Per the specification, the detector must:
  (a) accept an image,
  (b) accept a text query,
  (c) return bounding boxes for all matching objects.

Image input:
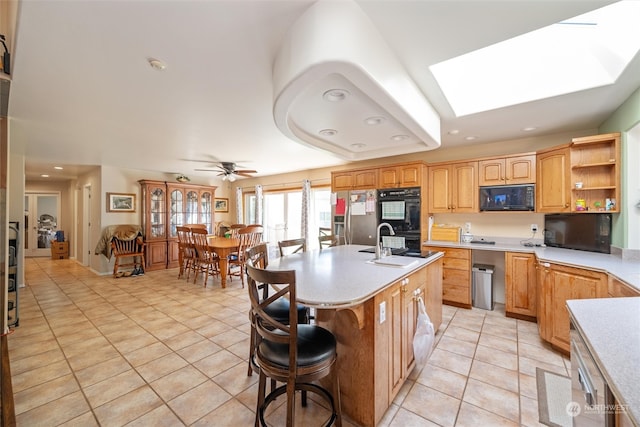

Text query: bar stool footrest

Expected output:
[258,382,338,426]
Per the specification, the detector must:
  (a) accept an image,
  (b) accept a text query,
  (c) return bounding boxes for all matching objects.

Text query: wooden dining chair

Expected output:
[190,227,220,286]
[246,258,342,426]
[111,236,145,277]
[318,234,339,251]
[229,223,246,239]
[319,227,332,237]
[176,226,195,279]
[278,238,306,257]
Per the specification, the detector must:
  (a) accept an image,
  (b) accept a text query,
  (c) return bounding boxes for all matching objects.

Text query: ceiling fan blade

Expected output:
[194,168,224,172]
[234,169,257,174]
[236,172,256,178]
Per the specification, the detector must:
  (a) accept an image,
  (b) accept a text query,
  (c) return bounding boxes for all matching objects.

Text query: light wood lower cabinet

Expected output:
[424,246,471,308]
[537,261,607,353]
[505,252,536,320]
[608,275,640,297]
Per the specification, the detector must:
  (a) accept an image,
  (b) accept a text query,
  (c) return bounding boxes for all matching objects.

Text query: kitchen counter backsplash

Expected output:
[423,236,640,291]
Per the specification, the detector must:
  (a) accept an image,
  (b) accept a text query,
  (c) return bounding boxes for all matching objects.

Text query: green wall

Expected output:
[599,87,640,249]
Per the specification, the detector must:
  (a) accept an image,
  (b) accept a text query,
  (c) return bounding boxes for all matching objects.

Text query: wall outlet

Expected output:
[379,301,386,324]
[531,224,538,233]
[464,222,471,233]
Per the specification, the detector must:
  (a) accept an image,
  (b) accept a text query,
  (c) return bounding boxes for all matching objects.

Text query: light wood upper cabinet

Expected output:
[478,154,536,186]
[505,252,536,319]
[331,168,378,191]
[378,162,425,188]
[428,161,478,213]
[536,146,571,212]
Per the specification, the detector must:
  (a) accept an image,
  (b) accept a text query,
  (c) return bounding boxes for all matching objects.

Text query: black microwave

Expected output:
[479,184,535,211]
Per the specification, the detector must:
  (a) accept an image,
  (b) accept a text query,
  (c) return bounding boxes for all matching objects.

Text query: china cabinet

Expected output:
[139,180,216,270]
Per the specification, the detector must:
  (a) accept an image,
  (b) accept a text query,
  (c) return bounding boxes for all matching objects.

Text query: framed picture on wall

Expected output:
[214,198,229,213]
[107,193,136,212]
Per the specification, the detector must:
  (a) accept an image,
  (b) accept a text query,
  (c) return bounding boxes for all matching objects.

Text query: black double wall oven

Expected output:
[377,187,421,253]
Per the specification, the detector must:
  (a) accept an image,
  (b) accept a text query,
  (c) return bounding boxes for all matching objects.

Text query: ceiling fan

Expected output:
[195,161,257,181]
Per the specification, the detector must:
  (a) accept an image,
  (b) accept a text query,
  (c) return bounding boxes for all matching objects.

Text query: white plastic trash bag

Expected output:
[413,296,435,366]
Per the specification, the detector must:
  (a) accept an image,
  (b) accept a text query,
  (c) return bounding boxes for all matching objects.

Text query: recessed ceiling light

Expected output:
[448,130,460,135]
[319,129,338,137]
[41,174,49,178]
[147,58,166,71]
[322,89,349,102]
[350,143,367,149]
[54,166,63,170]
[522,127,537,132]
[391,134,409,141]
[364,116,386,126]
[465,136,477,141]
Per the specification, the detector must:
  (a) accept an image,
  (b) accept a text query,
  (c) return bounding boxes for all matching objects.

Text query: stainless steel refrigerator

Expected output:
[331,189,378,246]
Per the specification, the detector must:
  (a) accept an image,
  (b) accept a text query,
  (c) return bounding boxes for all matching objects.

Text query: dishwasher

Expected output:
[570,319,615,426]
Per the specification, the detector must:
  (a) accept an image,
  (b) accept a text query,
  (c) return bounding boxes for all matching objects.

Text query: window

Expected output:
[244,187,331,251]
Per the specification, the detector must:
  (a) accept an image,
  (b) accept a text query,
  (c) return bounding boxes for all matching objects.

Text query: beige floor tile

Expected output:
[436,335,477,358]
[163,330,207,351]
[478,332,519,354]
[427,348,473,376]
[15,390,91,427]
[455,401,519,426]
[168,380,232,425]
[519,372,539,400]
[519,355,568,377]
[57,410,100,427]
[11,359,71,393]
[520,394,547,427]
[13,373,80,415]
[210,328,250,348]
[388,407,440,426]
[66,345,122,371]
[150,365,208,401]
[474,343,519,370]
[212,360,259,396]
[136,353,189,383]
[83,369,146,408]
[8,347,66,376]
[176,338,223,363]
[462,378,520,422]
[402,382,461,427]
[93,385,164,426]
[519,341,566,367]
[443,325,481,344]
[482,323,518,341]
[125,404,185,427]
[469,358,519,393]
[415,364,468,399]
[123,341,173,367]
[193,349,244,378]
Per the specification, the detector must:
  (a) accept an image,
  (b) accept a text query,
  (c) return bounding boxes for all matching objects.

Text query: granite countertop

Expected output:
[567,298,640,425]
[424,238,640,291]
[268,244,443,308]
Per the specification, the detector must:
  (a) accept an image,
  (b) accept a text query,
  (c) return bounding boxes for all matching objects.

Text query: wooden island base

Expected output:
[316,258,443,426]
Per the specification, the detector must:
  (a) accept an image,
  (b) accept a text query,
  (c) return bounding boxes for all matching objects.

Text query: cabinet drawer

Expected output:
[442,258,470,271]
[442,268,470,287]
[426,246,470,260]
[443,283,471,305]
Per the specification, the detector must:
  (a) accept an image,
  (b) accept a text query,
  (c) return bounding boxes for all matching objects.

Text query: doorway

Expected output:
[24,192,61,257]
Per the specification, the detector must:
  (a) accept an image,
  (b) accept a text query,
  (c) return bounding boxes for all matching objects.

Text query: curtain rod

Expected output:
[238,177,330,191]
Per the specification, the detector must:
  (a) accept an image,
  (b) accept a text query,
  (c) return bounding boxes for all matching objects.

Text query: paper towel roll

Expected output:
[428,216,434,241]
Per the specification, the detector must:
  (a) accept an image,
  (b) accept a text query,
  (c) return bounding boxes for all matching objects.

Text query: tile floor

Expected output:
[8,257,569,426]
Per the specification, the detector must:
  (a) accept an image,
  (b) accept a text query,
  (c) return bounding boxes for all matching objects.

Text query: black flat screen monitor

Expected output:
[543,213,611,254]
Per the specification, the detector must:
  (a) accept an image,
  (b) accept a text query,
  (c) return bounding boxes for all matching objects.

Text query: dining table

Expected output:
[206,235,239,288]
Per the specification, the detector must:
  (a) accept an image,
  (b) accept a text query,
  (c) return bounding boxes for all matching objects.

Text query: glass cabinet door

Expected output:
[200,191,213,233]
[170,188,184,238]
[186,191,199,225]
[150,187,167,239]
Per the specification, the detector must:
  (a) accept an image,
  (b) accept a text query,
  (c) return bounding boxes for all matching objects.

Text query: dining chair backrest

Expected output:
[319,227,332,237]
[318,234,338,251]
[191,228,214,261]
[278,238,306,257]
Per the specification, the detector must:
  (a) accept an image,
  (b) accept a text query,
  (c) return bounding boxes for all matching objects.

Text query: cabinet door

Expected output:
[548,264,607,352]
[389,284,404,398]
[398,164,421,187]
[379,167,400,189]
[536,261,550,340]
[146,241,168,271]
[608,275,640,297]
[478,159,505,186]
[505,252,536,318]
[168,186,185,239]
[506,155,536,184]
[428,165,451,212]
[451,162,478,212]
[331,172,354,191]
[537,148,571,212]
[199,190,214,233]
[353,169,378,189]
[143,182,167,241]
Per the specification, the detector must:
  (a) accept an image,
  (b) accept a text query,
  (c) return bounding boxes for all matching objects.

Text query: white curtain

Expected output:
[255,184,263,225]
[301,179,311,246]
[235,187,243,224]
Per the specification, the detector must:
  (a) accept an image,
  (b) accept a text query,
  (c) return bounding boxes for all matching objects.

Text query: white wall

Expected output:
[625,123,640,250]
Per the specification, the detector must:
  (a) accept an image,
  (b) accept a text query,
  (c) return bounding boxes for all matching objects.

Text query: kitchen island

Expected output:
[268,245,443,427]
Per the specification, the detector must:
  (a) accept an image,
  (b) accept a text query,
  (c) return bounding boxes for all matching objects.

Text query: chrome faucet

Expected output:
[376,222,395,260]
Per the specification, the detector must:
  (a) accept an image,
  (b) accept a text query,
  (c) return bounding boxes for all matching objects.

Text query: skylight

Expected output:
[430,1,640,117]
